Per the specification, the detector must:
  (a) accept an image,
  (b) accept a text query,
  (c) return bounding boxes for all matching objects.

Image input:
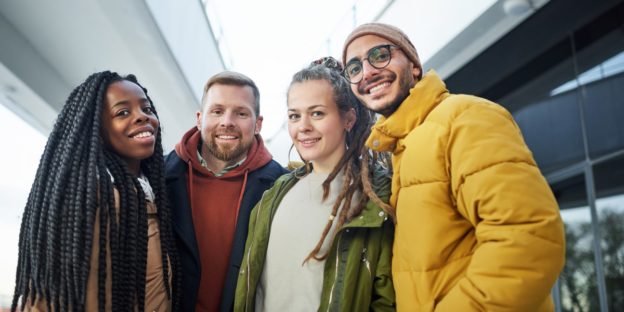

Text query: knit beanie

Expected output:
[342,23,422,79]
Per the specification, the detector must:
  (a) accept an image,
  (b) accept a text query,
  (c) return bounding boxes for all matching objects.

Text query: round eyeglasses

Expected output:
[344,44,397,84]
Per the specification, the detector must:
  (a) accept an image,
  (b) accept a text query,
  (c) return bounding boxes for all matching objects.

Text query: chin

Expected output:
[298,152,317,162]
[365,101,391,115]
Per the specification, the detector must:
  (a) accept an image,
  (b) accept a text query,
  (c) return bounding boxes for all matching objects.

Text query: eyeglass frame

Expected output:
[343,44,399,84]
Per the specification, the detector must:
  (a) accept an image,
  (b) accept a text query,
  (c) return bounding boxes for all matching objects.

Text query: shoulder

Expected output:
[251,159,288,181]
[264,169,297,191]
[435,94,512,124]
[164,150,181,164]
[164,151,185,179]
[253,171,297,209]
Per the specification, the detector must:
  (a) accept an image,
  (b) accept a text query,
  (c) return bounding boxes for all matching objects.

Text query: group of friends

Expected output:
[11,23,566,311]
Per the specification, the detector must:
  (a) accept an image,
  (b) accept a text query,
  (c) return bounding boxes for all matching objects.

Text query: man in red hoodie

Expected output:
[165,71,287,312]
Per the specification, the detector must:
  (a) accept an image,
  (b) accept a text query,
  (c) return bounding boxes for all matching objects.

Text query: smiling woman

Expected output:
[11,71,179,312]
[100,80,160,175]
[234,57,396,312]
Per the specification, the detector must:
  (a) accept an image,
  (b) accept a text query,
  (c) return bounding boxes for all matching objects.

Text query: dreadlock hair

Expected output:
[11,71,180,311]
[287,57,394,265]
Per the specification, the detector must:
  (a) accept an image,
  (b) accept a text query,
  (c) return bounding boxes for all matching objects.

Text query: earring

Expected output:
[287,143,309,173]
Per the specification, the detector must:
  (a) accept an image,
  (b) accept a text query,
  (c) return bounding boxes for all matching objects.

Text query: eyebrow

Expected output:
[208,103,252,110]
[346,43,392,63]
[346,55,360,64]
[111,98,149,108]
[288,104,326,112]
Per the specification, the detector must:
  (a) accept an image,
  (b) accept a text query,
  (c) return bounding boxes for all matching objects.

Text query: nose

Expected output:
[298,115,312,132]
[219,111,236,127]
[133,109,149,124]
[361,59,381,82]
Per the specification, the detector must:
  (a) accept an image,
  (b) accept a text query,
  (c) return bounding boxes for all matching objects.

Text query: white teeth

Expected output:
[217,135,237,139]
[300,138,320,144]
[133,131,152,138]
[369,82,390,94]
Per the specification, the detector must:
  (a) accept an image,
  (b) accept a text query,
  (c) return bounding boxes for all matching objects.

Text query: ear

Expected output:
[255,115,263,134]
[344,108,356,131]
[196,110,202,131]
[412,64,422,81]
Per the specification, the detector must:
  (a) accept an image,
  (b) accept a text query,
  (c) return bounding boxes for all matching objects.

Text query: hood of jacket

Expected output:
[174,126,273,178]
[366,70,450,154]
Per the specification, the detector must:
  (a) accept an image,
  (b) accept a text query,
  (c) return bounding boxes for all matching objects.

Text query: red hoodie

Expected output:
[174,127,272,312]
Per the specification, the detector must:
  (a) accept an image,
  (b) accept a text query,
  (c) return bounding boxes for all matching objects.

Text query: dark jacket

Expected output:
[165,130,287,312]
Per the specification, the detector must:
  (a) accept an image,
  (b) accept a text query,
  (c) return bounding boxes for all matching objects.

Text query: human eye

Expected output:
[114,109,130,117]
[210,108,223,116]
[287,113,300,122]
[311,110,325,119]
[345,62,362,78]
[142,106,155,114]
[370,46,391,64]
[237,110,250,118]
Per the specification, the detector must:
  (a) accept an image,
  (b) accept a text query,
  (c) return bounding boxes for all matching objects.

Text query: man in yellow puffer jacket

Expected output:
[342,23,565,311]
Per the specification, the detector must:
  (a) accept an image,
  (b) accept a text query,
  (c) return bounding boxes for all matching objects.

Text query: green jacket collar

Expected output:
[366,70,449,153]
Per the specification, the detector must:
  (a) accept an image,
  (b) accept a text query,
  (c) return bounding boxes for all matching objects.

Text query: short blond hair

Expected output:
[202,71,260,115]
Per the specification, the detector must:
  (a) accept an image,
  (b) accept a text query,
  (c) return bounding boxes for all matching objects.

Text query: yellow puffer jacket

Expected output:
[366,71,565,311]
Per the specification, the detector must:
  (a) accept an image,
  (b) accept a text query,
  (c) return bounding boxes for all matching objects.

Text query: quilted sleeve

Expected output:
[437,102,565,311]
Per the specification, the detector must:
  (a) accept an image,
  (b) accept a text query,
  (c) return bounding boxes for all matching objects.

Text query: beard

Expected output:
[204,130,254,162]
[357,68,415,117]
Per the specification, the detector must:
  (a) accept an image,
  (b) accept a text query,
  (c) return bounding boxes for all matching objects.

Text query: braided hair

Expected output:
[11,71,180,311]
[287,57,394,264]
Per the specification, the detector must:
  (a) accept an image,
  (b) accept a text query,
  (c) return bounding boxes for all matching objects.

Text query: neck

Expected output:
[311,145,345,174]
[125,160,141,176]
[200,145,245,174]
[203,158,230,173]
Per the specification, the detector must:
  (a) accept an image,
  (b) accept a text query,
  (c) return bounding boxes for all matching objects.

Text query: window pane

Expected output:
[513,92,585,174]
[551,175,599,312]
[577,27,624,159]
[594,155,624,310]
[560,207,599,312]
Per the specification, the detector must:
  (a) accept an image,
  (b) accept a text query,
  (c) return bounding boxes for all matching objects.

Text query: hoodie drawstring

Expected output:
[187,160,194,213]
[234,169,249,227]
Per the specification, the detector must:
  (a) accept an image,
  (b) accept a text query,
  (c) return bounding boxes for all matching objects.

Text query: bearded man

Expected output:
[165,71,287,312]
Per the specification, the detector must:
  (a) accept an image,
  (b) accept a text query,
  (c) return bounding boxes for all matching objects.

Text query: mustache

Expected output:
[357,72,396,94]
[213,127,242,137]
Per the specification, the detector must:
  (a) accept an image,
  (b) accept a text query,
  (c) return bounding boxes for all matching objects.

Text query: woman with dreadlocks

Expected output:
[234,57,396,311]
[12,71,179,311]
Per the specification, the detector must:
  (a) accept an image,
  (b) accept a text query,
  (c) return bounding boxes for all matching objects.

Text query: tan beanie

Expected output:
[342,23,422,79]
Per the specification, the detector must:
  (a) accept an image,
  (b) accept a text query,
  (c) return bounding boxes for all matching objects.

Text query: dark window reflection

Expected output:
[594,156,624,310]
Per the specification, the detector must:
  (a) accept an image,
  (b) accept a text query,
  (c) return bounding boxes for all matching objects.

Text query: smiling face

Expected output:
[287,80,355,173]
[345,34,421,116]
[101,80,159,175]
[197,83,262,167]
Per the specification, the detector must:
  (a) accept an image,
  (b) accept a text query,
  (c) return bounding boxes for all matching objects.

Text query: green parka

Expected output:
[234,167,396,312]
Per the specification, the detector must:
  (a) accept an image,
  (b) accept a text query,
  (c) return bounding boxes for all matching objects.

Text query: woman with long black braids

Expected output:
[12,71,179,311]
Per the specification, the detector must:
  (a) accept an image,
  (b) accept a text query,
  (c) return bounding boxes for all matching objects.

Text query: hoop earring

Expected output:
[288,144,311,176]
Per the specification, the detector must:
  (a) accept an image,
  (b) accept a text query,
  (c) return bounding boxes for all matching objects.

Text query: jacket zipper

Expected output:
[325,233,342,311]
[362,247,371,279]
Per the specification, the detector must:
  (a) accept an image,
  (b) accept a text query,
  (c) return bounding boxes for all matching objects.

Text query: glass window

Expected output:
[580,34,624,159]
[551,174,600,312]
[513,92,585,174]
[594,155,624,310]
